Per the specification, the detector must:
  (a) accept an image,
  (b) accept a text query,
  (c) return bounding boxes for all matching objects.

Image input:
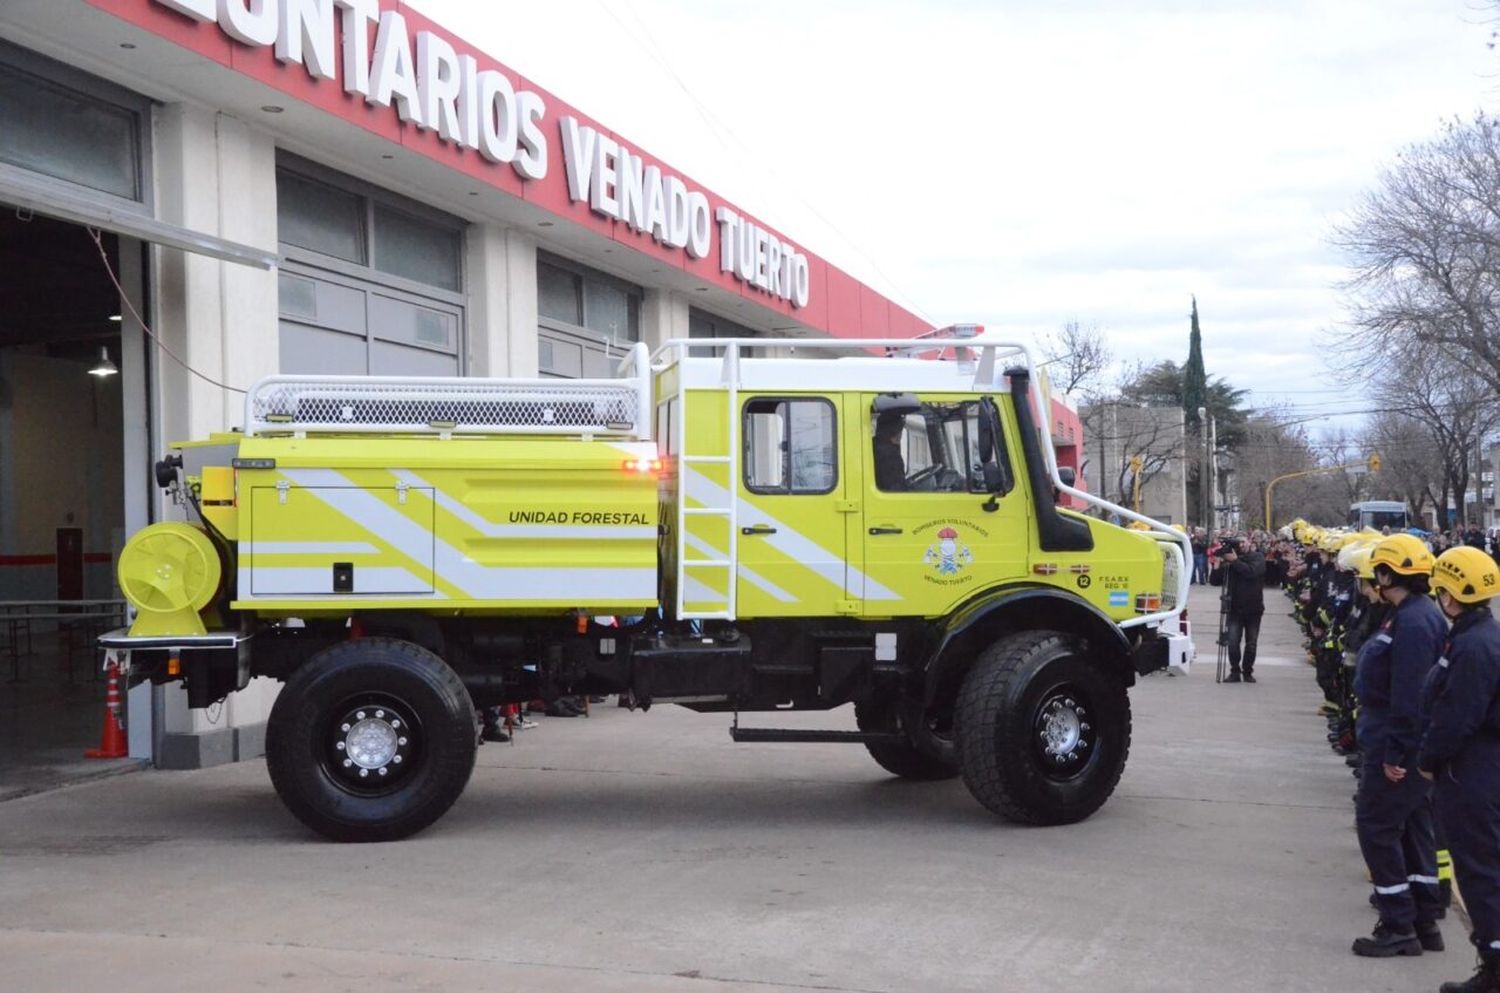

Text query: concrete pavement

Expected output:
[0,585,1469,992]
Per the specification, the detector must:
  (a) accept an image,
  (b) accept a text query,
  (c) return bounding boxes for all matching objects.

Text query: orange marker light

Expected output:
[622,458,663,474]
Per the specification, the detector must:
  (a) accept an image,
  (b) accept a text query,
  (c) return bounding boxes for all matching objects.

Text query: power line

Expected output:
[595,0,937,324]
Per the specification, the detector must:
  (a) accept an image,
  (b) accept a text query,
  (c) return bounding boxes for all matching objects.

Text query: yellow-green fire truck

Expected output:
[103,331,1189,842]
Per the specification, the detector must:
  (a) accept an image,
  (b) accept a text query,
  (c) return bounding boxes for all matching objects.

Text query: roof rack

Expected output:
[244,343,653,439]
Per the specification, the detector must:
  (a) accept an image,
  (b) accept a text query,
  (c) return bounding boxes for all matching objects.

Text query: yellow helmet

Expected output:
[1319,533,1342,553]
[1370,533,1435,577]
[1170,523,1188,534]
[1346,545,1377,581]
[1336,540,1372,573]
[1126,520,1152,531]
[1432,546,1500,604]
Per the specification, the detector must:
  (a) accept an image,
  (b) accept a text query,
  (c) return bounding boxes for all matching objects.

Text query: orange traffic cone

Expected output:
[85,659,128,759]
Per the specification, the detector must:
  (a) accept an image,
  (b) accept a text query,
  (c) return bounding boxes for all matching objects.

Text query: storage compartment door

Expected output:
[248,486,434,595]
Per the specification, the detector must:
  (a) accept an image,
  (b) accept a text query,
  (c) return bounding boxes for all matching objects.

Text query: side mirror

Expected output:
[1057,466,1076,488]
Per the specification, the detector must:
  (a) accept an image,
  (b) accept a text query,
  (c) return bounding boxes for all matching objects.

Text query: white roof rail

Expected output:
[244,343,653,439]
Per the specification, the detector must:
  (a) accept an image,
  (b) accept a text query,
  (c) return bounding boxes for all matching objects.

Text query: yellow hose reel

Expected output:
[117,522,222,636]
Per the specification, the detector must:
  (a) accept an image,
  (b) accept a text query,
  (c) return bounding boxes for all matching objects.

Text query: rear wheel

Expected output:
[955,631,1130,825]
[266,638,477,842]
[855,697,958,781]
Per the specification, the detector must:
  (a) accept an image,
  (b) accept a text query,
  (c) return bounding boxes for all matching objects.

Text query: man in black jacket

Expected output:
[1211,537,1267,683]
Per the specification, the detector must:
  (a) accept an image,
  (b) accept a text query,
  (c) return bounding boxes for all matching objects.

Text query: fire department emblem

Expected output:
[924,526,973,575]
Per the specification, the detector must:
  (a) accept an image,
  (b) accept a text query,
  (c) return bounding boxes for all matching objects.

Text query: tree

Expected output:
[1183,296,1207,430]
[1039,320,1111,398]
[1361,413,1444,526]
[1118,360,1248,448]
[1369,340,1500,526]
[1334,114,1500,395]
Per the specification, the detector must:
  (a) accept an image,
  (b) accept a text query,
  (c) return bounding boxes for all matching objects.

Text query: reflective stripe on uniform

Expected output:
[1408,874,1441,885]
[1438,656,1451,669]
[1374,882,1411,895]
[1373,633,1393,645]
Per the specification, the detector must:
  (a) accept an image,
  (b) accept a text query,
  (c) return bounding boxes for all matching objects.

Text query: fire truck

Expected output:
[104,331,1189,841]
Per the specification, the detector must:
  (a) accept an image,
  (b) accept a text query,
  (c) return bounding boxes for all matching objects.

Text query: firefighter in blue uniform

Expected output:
[1421,546,1500,992]
[1352,533,1448,957]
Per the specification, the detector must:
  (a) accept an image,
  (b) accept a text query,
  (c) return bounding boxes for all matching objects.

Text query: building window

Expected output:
[537,251,643,378]
[275,155,464,294]
[743,397,837,495]
[0,41,148,205]
[688,307,757,357]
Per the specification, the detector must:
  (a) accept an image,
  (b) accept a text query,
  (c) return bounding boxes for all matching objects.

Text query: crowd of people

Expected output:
[1186,520,1500,990]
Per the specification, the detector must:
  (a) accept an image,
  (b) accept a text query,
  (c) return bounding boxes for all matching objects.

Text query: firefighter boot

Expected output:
[1352,921,1422,957]
[1440,948,1500,993]
[1417,919,1445,952]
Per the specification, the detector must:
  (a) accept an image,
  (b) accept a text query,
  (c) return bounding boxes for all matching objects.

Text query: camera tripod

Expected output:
[1215,584,1231,684]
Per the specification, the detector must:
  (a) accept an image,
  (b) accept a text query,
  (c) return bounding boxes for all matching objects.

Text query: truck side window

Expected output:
[743,398,837,495]
[874,402,1012,495]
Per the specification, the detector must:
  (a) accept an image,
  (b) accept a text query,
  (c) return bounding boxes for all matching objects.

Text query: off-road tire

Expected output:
[955,630,1130,825]
[855,699,959,781]
[266,638,477,842]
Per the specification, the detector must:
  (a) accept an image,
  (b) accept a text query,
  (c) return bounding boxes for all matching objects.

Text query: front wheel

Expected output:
[266,638,477,842]
[955,631,1131,825]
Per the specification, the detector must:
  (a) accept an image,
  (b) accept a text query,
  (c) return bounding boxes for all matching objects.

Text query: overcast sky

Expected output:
[410,0,1496,436]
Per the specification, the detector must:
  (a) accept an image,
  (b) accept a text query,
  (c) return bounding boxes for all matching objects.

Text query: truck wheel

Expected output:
[955,631,1130,825]
[266,638,477,843]
[855,699,959,781]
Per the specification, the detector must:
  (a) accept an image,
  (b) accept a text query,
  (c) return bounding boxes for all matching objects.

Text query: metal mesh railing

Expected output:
[245,377,643,436]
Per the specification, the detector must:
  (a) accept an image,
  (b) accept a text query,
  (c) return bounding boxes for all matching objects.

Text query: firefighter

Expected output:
[1352,533,1448,957]
[1421,546,1500,991]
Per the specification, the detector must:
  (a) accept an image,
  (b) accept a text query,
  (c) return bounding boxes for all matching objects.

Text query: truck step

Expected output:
[729,727,905,745]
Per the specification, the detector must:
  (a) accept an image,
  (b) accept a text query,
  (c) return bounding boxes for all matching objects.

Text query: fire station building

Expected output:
[0,0,1080,776]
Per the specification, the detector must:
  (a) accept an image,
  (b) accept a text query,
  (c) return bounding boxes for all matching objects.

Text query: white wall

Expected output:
[151,103,280,744]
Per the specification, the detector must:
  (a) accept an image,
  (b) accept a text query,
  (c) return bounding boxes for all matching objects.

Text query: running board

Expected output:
[729,727,904,745]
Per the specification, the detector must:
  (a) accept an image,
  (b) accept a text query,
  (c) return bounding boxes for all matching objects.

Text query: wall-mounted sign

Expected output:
[151,0,810,308]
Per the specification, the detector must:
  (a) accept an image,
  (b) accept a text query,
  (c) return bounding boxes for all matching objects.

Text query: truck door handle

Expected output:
[868,527,904,536]
[742,525,777,536]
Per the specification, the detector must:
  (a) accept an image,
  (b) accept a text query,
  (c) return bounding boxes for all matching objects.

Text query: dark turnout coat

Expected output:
[1209,550,1266,617]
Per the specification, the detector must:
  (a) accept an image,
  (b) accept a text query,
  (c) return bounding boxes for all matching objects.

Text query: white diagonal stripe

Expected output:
[683,467,898,601]
[684,532,797,603]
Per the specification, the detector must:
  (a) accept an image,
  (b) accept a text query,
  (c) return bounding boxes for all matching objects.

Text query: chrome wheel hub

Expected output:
[327,700,417,792]
[344,715,399,770]
[1033,691,1095,780]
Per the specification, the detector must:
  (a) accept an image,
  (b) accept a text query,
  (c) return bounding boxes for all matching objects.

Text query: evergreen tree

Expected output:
[1183,296,1207,428]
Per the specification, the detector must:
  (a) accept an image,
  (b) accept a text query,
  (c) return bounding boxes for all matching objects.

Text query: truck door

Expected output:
[859,394,1028,615]
[733,394,853,617]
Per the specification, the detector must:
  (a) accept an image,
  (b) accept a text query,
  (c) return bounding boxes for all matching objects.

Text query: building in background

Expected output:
[1081,401,1188,525]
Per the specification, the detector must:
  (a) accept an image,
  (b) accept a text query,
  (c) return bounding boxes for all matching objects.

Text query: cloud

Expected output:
[408,0,1495,425]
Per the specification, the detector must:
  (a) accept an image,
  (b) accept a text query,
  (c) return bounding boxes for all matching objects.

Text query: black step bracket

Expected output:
[728,726,906,745]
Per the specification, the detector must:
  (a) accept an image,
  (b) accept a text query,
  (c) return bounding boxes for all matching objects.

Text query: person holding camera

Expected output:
[1210,536,1266,683]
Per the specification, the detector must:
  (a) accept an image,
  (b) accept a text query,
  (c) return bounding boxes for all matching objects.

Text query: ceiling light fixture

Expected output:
[108,314,121,322]
[89,346,118,378]
[260,105,284,114]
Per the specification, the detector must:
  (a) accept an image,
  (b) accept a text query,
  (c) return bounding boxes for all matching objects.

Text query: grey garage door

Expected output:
[278,264,461,376]
[276,158,465,376]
